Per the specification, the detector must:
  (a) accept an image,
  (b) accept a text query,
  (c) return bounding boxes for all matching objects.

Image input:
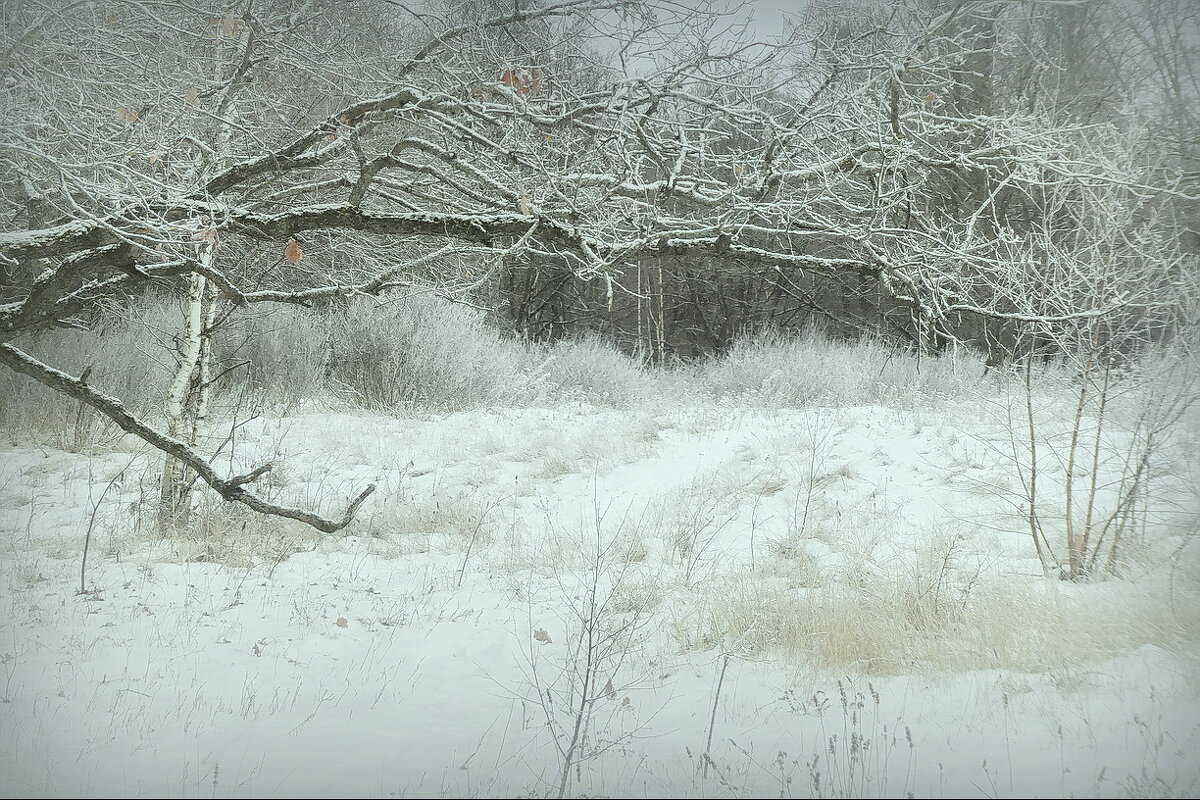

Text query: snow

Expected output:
[1,400,1197,798]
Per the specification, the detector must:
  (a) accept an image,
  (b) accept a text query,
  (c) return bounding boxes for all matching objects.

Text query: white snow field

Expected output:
[2,382,1198,797]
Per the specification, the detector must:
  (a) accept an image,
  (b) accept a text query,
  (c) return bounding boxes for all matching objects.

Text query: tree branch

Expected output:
[0,343,375,533]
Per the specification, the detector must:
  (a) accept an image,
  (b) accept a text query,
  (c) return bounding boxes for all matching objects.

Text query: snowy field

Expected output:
[3,0,1197,795]
[1,344,1197,799]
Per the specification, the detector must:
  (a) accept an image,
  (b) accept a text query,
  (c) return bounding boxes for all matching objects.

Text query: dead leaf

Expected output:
[603,678,615,698]
[218,15,244,38]
[501,67,541,97]
[114,106,139,123]
[192,227,218,245]
[336,617,348,628]
[533,628,552,644]
[184,87,200,106]
[284,238,303,263]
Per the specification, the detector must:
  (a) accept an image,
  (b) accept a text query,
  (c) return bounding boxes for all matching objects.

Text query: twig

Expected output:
[81,455,137,594]
[703,652,731,779]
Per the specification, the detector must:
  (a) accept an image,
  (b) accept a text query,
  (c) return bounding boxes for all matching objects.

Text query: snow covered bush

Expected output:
[690,325,987,409]
[232,292,542,412]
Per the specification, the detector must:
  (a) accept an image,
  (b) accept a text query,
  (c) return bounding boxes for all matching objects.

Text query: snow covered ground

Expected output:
[2,395,1197,798]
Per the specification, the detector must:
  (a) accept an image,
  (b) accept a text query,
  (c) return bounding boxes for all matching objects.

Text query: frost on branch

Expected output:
[0,0,1196,529]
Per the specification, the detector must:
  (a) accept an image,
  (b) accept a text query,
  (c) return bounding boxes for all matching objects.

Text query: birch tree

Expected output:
[158,11,253,525]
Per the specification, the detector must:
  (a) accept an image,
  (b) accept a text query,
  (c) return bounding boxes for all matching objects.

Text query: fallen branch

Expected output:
[0,343,375,533]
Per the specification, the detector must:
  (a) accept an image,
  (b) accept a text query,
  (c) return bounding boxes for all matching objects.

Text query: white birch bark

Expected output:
[158,23,248,524]
[159,243,219,523]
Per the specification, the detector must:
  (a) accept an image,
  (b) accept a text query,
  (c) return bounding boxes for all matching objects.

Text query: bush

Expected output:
[689,324,988,408]
[224,292,544,412]
[539,333,672,407]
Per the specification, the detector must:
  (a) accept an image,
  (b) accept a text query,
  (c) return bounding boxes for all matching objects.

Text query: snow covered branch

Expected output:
[0,343,375,532]
[1,0,1195,530]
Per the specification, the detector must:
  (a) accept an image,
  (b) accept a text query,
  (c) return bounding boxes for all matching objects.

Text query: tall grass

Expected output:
[0,293,177,450]
[3,287,1196,681]
[0,291,550,448]
[3,287,1177,451]
[686,324,990,409]
[228,292,543,412]
[684,556,1200,675]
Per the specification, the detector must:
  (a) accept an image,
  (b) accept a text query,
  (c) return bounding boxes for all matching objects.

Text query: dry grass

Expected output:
[681,546,1200,676]
[686,324,990,410]
[145,508,325,571]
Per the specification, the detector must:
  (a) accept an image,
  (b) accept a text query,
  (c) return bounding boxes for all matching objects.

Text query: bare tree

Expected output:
[1,0,1194,534]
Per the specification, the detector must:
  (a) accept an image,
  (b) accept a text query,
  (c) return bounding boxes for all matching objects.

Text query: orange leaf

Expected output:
[284,239,303,263]
[501,67,542,97]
